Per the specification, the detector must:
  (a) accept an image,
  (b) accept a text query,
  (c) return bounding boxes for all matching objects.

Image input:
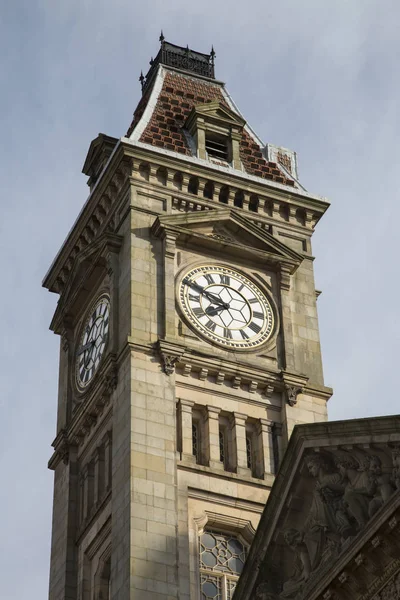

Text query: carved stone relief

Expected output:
[255,445,400,600]
[372,570,400,599]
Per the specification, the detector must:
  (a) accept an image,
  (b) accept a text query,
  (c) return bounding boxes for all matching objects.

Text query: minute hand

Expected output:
[185,280,228,307]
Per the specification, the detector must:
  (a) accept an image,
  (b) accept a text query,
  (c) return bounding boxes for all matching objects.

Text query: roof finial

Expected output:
[159,30,165,43]
[210,45,216,64]
[149,57,154,65]
[139,71,145,92]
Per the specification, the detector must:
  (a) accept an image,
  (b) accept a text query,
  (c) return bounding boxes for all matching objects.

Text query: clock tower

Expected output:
[43,37,332,600]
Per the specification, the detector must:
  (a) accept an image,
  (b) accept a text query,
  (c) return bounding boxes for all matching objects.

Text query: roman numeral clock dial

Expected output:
[179,265,275,350]
[75,294,110,389]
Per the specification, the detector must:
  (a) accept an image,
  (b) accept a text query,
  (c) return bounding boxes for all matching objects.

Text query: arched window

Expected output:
[188,176,199,195]
[199,531,247,599]
[249,194,259,213]
[173,172,183,190]
[138,162,150,181]
[234,190,244,208]
[156,166,167,186]
[219,185,229,204]
[203,180,214,200]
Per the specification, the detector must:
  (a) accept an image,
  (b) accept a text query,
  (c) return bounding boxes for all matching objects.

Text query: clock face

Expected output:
[76,294,110,389]
[179,265,274,350]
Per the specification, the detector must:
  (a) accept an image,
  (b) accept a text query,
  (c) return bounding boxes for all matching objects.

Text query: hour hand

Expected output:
[205,305,225,316]
[77,340,95,356]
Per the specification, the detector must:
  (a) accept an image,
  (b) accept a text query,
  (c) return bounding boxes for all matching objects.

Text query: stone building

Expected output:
[43,36,333,600]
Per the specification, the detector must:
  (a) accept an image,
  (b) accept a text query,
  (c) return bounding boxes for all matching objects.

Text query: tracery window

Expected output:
[199,531,247,599]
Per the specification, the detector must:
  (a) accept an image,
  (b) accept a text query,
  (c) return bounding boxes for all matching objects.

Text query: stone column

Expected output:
[232,412,251,476]
[205,406,223,470]
[177,399,196,463]
[257,419,275,475]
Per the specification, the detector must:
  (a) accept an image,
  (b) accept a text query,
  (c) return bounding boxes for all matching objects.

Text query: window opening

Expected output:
[192,422,199,463]
[249,195,259,212]
[246,436,253,470]
[219,185,229,204]
[206,134,229,161]
[219,429,225,465]
[188,176,199,195]
[199,531,247,600]
[234,190,244,208]
[203,181,214,200]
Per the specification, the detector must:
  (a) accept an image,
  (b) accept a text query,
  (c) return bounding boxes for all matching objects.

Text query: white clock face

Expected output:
[76,295,110,389]
[179,265,274,350]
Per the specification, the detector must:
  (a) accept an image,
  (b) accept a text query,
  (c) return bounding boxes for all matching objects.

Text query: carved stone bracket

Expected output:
[157,340,186,376]
[48,429,71,470]
[281,371,308,407]
[285,385,303,407]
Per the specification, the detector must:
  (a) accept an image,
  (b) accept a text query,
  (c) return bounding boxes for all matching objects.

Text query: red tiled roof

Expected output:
[126,70,295,187]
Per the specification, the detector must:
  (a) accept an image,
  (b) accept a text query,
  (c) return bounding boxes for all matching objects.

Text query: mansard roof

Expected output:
[126,39,296,188]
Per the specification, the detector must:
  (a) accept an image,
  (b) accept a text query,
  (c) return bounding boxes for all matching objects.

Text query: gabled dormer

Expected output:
[185,101,246,169]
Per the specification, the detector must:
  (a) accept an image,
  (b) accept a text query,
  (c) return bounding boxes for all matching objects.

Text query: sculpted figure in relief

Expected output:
[304,454,352,543]
[279,529,311,598]
[392,448,400,490]
[334,453,372,528]
[368,455,394,518]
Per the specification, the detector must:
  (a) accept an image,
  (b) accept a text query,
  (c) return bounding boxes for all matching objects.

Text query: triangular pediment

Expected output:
[49,232,122,333]
[234,416,400,600]
[152,209,303,272]
[185,101,246,131]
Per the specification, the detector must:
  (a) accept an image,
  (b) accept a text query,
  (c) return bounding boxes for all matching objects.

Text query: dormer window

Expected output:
[205,133,229,162]
[185,101,245,170]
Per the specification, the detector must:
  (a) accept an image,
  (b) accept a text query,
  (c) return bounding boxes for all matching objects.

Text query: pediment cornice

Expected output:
[152,208,304,274]
[185,100,246,132]
[50,232,123,333]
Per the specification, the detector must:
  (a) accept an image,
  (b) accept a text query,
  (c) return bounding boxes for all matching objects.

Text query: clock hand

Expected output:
[183,279,229,308]
[205,305,226,316]
[77,340,95,356]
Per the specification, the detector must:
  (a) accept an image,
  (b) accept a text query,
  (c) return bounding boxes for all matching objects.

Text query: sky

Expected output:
[1,1,400,598]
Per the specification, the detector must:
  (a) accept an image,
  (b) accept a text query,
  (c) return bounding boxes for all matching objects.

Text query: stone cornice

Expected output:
[42,144,133,294]
[125,139,331,213]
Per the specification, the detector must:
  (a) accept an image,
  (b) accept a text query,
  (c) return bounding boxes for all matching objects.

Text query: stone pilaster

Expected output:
[205,405,223,470]
[177,399,196,463]
[232,412,251,477]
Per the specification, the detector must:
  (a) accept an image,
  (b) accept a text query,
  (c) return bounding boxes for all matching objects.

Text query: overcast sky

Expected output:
[1,1,400,598]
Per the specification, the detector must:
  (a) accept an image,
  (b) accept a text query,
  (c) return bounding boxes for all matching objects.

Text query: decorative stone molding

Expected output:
[48,429,73,469]
[43,155,132,295]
